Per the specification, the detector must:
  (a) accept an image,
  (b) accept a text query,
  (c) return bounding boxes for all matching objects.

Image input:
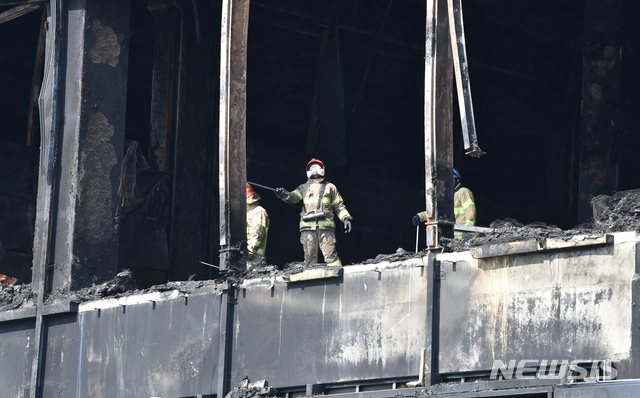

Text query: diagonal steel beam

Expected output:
[0,2,43,24]
[0,0,42,5]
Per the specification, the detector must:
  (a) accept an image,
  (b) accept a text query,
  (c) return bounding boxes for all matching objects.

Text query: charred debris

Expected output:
[1,186,638,310]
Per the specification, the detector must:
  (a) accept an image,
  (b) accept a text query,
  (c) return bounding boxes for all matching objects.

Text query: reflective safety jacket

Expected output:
[454,184,475,238]
[417,183,476,239]
[282,179,351,231]
[247,202,269,255]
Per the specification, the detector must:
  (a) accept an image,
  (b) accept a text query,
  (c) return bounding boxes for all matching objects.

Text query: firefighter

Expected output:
[246,183,270,268]
[275,159,352,266]
[412,168,476,239]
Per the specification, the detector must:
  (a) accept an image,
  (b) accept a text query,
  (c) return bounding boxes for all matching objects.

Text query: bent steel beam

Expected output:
[447,0,484,158]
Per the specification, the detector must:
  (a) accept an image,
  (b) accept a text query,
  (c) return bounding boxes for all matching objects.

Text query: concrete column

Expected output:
[33,0,131,293]
[577,0,623,223]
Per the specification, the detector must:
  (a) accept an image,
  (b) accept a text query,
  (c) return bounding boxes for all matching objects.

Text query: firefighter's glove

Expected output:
[274,188,288,199]
[343,217,352,233]
[412,214,421,226]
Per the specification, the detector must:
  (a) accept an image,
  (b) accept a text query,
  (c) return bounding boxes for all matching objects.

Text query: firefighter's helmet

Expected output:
[306,158,325,178]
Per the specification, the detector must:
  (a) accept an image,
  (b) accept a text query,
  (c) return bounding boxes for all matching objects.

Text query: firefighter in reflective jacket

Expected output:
[275,159,352,266]
[413,168,476,239]
[247,183,270,267]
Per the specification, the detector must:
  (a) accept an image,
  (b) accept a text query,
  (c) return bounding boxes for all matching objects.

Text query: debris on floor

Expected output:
[591,188,640,232]
[225,377,277,398]
[0,282,34,312]
[449,218,605,252]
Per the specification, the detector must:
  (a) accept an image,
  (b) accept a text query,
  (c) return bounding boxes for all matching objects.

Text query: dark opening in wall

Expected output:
[0,7,44,285]
[244,0,592,266]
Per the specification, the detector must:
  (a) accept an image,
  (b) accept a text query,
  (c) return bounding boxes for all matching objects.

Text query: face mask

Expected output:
[307,164,325,178]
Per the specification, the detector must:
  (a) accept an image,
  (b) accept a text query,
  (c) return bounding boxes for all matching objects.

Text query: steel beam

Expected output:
[219,0,249,272]
[30,1,65,395]
[0,3,42,24]
[447,0,483,158]
[424,0,454,249]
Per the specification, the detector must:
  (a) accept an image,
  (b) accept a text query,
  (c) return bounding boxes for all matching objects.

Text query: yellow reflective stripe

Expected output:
[256,248,266,255]
[303,197,331,205]
[461,199,475,209]
[299,220,336,229]
[464,220,475,226]
[337,210,350,220]
[327,259,342,267]
[454,231,463,239]
[331,195,343,206]
[292,190,303,200]
[454,207,465,214]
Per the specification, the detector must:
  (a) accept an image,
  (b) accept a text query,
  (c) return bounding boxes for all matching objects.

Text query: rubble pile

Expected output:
[450,218,604,252]
[225,378,277,398]
[591,189,640,232]
[43,270,222,306]
[242,265,285,280]
[45,269,137,305]
[0,283,34,312]
[361,247,425,264]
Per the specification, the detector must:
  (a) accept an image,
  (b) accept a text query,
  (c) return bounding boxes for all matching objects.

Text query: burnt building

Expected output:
[1,0,640,397]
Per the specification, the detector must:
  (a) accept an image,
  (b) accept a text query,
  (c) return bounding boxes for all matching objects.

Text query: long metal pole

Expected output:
[424,0,454,250]
[219,0,249,273]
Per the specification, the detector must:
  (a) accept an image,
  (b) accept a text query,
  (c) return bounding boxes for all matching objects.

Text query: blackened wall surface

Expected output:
[10,288,222,398]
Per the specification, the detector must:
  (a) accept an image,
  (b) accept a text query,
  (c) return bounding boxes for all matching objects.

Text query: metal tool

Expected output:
[247,181,276,192]
[415,224,420,253]
[199,261,220,269]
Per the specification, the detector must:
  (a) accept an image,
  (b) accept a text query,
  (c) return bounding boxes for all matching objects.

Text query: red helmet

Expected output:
[306,158,325,171]
[246,183,255,197]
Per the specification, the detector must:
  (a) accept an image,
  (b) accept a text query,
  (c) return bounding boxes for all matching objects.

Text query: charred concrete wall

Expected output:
[437,231,639,377]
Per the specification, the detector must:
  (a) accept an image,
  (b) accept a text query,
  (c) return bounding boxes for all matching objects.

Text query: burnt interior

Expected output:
[0,0,639,288]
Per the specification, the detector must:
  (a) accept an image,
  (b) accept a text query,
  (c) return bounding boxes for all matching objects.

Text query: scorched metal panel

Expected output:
[230,258,429,387]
